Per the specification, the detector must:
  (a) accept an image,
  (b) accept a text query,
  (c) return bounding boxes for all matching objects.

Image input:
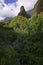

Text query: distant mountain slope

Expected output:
[0,17,12,22]
[4,17,12,20]
[27,9,33,15]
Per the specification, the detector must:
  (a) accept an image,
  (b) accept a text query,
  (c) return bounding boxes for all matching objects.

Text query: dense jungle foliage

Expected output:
[0,12,43,65]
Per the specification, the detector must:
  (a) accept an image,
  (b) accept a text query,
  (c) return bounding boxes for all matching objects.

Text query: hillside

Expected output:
[0,12,43,65]
[33,0,43,15]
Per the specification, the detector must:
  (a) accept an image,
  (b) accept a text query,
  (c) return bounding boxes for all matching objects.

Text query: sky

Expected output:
[0,0,38,21]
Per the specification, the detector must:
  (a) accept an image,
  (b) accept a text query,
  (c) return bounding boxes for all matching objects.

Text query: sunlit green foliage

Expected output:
[0,12,43,65]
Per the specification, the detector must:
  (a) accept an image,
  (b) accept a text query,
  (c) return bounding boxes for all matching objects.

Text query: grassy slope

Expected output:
[0,12,43,65]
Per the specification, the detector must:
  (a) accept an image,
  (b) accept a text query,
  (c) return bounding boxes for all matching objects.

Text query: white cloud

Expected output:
[16,0,37,10]
[0,0,4,3]
[0,16,5,21]
[15,0,38,15]
[0,4,15,17]
[0,0,38,21]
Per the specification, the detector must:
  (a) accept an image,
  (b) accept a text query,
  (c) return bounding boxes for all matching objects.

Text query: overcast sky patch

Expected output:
[0,0,38,21]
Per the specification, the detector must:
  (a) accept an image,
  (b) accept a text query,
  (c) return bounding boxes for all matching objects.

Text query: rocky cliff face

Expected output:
[18,6,30,18]
[33,0,43,15]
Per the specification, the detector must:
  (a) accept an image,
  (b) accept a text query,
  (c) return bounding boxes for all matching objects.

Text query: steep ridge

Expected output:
[33,0,43,15]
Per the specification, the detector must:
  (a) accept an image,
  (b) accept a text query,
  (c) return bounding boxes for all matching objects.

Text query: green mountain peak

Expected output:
[18,6,30,18]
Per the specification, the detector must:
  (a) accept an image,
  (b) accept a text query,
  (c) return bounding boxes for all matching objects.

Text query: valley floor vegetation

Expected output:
[0,12,43,65]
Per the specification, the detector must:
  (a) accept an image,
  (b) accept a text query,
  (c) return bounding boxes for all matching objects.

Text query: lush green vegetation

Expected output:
[0,12,43,65]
